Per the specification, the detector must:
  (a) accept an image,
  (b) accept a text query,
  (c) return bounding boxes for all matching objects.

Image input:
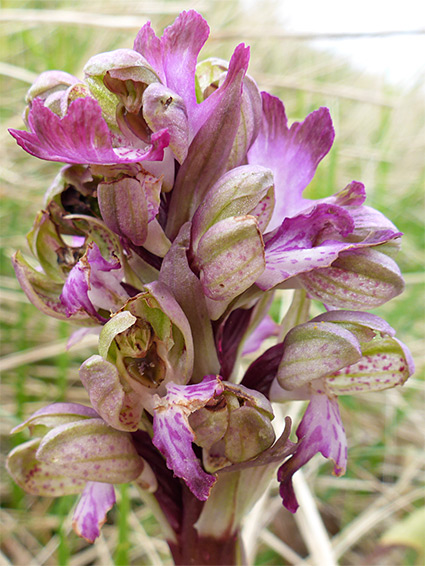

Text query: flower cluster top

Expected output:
[7,11,413,544]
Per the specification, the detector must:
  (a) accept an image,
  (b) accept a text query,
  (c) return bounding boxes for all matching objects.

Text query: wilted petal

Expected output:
[36,418,144,484]
[195,216,265,302]
[60,243,128,321]
[6,439,86,496]
[12,250,79,321]
[256,203,354,290]
[299,247,405,309]
[9,97,169,165]
[73,481,116,543]
[152,376,224,500]
[278,394,347,512]
[248,93,335,230]
[277,321,362,390]
[80,355,144,431]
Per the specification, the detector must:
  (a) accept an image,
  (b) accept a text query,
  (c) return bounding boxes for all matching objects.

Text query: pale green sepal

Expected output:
[79,355,143,431]
[277,321,362,390]
[224,406,275,463]
[99,310,137,359]
[6,439,86,496]
[191,165,274,253]
[36,418,144,484]
[196,216,266,302]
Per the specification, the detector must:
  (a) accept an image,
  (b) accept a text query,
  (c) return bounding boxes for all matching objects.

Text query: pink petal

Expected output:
[73,482,116,542]
[278,393,347,512]
[9,97,169,165]
[248,93,335,229]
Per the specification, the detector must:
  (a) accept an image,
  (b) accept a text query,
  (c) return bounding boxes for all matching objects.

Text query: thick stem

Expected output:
[167,485,244,566]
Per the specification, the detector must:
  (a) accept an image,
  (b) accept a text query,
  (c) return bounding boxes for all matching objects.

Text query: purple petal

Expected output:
[318,181,366,207]
[60,243,128,321]
[9,97,169,165]
[152,376,224,500]
[242,315,280,355]
[12,250,88,322]
[248,93,335,229]
[278,393,347,512]
[161,10,210,129]
[256,203,354,290]
[72,482,116,543]
[165,44,250,239]
[133,22,165,83]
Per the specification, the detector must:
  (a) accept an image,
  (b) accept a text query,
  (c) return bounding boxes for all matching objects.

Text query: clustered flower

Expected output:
[7,10,413,548]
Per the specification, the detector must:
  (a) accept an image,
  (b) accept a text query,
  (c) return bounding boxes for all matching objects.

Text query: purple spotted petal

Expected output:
[60,243,128,322]
[248,93,335,230]
[152,376,224,500]
[256,204,354,290]
[277,393,347,512]
[9,97,169,165]
[6,439,87,496]
[299,247,405,309]
[196,215,266,301]
[36,418,144,484]
[326,335,414,395]
[72,482,116,543]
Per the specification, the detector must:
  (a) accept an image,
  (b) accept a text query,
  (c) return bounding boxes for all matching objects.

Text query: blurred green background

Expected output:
[1,1,424,564]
